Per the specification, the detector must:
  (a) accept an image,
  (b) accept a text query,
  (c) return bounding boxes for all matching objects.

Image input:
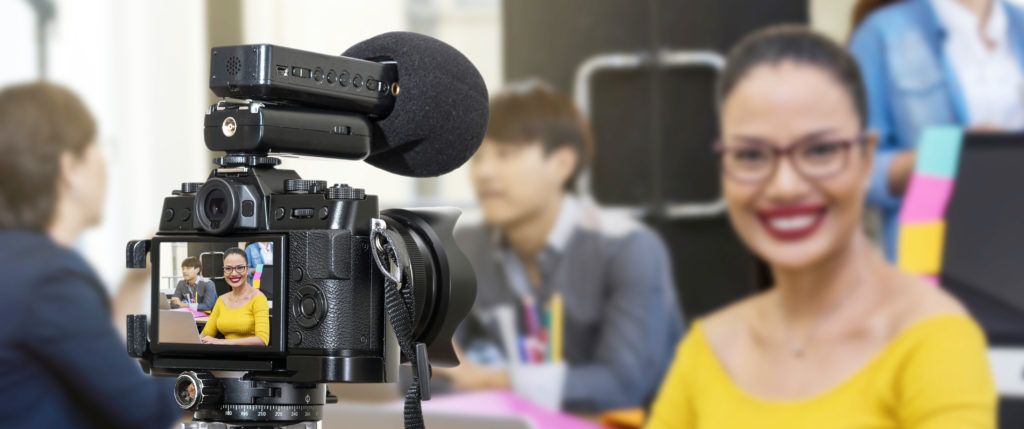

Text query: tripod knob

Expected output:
[174,371,221,410]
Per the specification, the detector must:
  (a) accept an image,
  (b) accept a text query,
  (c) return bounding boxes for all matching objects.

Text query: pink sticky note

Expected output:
[899,174,955,223]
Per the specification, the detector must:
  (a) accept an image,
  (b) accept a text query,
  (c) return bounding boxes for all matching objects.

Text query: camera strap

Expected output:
[371,219,430,429]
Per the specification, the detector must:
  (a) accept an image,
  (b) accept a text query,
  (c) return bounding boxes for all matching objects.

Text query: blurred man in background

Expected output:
[438,80,683,412]
[169,256,217,312]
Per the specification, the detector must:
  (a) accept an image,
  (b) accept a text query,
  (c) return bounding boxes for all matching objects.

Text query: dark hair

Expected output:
[851,0,902,32]
[485,79,594,191]
[223,247,247,263]
[717,25,868,127]
[181,256,202,270]
[0,82,97,230]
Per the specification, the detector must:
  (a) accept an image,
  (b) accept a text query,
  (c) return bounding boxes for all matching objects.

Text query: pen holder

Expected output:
[510,361,567,411]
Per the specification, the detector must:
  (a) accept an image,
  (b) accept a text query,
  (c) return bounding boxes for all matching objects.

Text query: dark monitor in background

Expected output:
[941,132,1024,345]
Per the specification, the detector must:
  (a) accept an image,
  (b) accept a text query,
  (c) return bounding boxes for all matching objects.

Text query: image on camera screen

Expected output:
[155,240,277,347]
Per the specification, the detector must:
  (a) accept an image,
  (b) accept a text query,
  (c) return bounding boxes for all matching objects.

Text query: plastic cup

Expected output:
[510,362,567,411]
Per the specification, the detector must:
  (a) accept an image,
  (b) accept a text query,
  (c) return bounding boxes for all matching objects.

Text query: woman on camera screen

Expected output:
[200,248,270,346]
[645,26,995,428]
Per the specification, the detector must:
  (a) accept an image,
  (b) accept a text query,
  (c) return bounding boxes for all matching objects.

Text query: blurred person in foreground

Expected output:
[0,83,180,428]
[436,80,683,412]
[646,26,995,428]
[850,0,1024,259]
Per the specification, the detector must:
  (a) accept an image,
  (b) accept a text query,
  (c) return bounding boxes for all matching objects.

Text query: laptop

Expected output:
[158,309,202,344]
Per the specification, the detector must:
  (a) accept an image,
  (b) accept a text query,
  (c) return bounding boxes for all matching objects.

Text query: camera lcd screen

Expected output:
[151,236,285,354]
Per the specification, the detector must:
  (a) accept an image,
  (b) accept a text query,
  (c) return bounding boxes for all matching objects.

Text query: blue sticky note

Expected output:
[915,126,964,178]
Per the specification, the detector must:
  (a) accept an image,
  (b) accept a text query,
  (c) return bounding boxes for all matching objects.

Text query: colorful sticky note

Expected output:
[914,126,964,178]
[898,221,946,275]
[899,174,955,223]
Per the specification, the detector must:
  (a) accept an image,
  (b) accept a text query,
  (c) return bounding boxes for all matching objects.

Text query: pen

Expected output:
[551,293,563,362]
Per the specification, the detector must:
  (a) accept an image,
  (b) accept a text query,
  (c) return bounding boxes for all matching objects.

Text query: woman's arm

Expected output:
[199,298,221,338]
[897,317,996,429]
[253,295,270,345]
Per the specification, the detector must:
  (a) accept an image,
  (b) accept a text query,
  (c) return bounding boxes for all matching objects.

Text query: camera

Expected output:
[125,34,486,429]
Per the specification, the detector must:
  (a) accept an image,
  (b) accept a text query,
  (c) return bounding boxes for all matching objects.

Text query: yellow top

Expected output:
[201,292,270,345]
[646,315,996,429]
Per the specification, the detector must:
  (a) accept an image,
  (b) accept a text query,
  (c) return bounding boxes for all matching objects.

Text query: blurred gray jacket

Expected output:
[455,196,684,412]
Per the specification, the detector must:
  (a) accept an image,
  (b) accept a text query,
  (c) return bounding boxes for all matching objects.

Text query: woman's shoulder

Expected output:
[886,273,969,334]
[700,292,765,352]
[248,290,269,305]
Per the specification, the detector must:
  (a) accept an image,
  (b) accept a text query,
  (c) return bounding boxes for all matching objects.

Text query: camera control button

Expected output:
[289,331,303,347]
[319,207,329,220]
[300,297,317,316]
[242,200,255,217]
[312,68,324,82]
[181,208,192,222]
[163,209,175,222]
[274,207,286,220]
[352,75,363,88]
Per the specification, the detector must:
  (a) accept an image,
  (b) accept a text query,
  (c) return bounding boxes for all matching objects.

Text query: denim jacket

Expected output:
[850,0,1024,259]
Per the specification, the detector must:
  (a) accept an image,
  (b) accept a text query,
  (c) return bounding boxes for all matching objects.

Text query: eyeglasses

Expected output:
[714,135,867,184]
[223,265,248,274]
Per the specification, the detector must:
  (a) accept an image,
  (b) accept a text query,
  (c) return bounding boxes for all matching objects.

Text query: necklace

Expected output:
[776,283,860,358]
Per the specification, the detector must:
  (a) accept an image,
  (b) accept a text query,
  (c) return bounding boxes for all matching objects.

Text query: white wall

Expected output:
[1,0,209,289]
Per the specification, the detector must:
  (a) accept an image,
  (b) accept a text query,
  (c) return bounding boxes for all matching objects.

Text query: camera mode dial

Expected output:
[326,184,366,200]
[180,182,203,194]
[285,179,328,194]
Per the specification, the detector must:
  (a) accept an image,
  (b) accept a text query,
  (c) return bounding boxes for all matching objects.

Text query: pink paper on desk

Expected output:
[899,174,955,223]
[423,390,600,429]
[171,308,208,318]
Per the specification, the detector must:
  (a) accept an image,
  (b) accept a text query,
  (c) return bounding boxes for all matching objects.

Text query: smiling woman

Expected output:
[199,247,270,346]
[645,25,996,429]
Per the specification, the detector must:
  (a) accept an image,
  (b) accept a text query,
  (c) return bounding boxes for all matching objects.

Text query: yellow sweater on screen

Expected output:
[645,315,996,429]
[201,293,270,345]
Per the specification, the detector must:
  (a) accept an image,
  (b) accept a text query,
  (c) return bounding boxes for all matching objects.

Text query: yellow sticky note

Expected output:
[898,221,946,275]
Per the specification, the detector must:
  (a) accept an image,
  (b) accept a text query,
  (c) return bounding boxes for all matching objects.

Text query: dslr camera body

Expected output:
[126,34,486,429]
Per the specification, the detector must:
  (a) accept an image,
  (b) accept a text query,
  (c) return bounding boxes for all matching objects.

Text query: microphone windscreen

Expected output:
[343,32,489,177]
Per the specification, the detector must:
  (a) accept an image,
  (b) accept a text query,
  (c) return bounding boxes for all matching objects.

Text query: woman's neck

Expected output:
[770,233,889,329]
[230,284,251,297]
[503,196,563,262]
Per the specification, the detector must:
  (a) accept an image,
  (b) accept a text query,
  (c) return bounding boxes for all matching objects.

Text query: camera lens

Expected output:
[380,207,476,368]
[195,178,239,235]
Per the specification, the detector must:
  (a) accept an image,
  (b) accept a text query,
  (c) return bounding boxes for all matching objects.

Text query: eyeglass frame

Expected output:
[712,133,871,184]
[223,264,249,274]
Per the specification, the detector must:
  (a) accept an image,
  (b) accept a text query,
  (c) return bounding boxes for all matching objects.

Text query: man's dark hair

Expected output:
[181,256,202,270]
[485,79,594,191]
[717,25,868,127]
[223,247,247,262]
[0,82,97,230]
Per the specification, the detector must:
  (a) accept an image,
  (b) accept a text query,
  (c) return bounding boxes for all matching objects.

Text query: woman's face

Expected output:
[719,61,875,270]
[222,253,248,288]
